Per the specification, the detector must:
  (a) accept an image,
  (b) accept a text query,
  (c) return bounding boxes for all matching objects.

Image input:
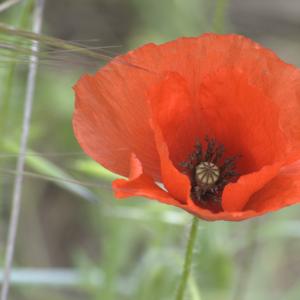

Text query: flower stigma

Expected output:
[181,136,240,211]
[195,162,220,188]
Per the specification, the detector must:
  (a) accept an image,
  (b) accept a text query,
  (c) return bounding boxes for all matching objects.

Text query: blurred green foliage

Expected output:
[1,1,300,300]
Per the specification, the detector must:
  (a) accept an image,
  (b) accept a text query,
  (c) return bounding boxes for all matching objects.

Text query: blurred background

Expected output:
[1,0,300,299]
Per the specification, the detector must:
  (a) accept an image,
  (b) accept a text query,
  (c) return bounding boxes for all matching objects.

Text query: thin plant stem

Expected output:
[232,219,261,300]
[175,216,200,300]
[0,1,45,300]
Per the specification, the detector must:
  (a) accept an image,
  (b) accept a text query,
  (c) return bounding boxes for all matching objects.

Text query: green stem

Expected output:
[175,216,199,300]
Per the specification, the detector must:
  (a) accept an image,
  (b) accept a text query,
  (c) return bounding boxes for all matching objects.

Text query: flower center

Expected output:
[180,136,240,210]
[195,162,220,188]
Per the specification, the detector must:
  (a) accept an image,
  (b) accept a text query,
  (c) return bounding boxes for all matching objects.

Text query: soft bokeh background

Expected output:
[1,0,300,299]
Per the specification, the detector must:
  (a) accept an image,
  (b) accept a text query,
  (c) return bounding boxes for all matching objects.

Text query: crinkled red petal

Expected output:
[113,153,187,206]
[246,159,300,212]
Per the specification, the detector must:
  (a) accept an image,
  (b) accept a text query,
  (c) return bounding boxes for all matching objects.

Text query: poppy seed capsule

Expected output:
[195,162,220,189]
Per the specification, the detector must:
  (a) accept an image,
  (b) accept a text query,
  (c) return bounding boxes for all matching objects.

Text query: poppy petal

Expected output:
[151,122,190,204]
[245,159,300,212]
[113,153,183,206]
[73,69,159,179]
[185,198,261,221]
[147,71,198,165]
[196,68,286,173]
[222,163,282,212]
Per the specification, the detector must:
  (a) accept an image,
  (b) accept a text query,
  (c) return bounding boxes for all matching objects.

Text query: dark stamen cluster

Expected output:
[180,136,240,208]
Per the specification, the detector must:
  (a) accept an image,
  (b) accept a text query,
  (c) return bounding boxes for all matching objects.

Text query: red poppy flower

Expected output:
[73,33,300,221]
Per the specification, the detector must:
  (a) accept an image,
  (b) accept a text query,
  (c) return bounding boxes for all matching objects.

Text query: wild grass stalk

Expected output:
[0,1,45,299]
